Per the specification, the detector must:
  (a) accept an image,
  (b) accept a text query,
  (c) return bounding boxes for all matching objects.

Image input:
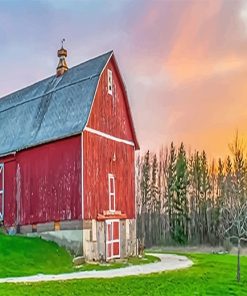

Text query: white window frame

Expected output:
[107,69,113,95]
[106,219,120,259]
[108,173,115,212]
[0,164,4,221]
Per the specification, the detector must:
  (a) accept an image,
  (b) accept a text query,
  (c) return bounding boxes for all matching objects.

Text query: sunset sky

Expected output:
[1,0,247,158]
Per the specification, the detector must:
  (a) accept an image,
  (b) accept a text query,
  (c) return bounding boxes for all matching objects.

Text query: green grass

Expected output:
[1,253,247,295]
[76,254,159,271]
[0,232,158,276]
[0,233,73,277]
[1,233,247,295]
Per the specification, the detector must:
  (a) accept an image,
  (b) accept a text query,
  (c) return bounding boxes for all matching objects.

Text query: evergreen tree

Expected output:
[166,142,177,241]
[200,150,210,243]
[172,142,189,244]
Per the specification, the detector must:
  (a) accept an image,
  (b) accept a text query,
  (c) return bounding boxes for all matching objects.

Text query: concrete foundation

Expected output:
[82,218,137,261]
[20,218,137,261]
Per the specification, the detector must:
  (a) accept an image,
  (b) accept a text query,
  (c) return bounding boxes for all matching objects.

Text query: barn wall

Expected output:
[83,130,135,220]
[14,136,82,226]
[0,156,16,226]
[87,59,134,142]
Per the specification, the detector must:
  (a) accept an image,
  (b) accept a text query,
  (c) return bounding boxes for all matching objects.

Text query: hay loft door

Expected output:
[106,219,120,260]
[0,164,4,221]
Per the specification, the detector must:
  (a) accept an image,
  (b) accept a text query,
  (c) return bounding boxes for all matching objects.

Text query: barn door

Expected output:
[0,164,4,221]
[106,220,120,259]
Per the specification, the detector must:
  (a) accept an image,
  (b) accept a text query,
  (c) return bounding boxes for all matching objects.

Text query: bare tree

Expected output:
[221,200,247,282]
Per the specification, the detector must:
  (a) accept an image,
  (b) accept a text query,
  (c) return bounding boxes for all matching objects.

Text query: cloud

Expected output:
[1,0,247,158]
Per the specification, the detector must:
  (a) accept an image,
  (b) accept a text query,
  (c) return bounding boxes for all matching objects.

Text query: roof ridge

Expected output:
[0,73,100,114]
[0,50,113,102]
[0,50,114,157]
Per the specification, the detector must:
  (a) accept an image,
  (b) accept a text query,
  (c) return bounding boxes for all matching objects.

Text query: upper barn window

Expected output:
[108,69,113,95]
[108,173,115,212]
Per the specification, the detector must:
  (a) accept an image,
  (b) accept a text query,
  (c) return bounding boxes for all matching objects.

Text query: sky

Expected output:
[1,0,247,158]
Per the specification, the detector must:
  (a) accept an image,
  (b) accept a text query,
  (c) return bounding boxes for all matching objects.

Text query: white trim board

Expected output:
[84,127,135,147]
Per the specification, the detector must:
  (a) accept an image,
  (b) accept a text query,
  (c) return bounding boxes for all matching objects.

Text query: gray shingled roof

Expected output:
[0,51,113,157]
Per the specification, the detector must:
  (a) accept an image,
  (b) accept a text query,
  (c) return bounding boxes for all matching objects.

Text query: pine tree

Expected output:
[172,142,189,244]
[188,151,202,243]
[166,142,177,241]
[200,150,210,243]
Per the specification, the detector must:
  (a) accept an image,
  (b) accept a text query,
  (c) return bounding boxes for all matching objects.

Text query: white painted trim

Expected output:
[107,69,113,95]
[106,219,120,259]
[81,133,84,219]
[84,127,135,147]
[108,173,116,212]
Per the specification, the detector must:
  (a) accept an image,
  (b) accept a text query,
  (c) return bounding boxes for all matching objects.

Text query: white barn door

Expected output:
[106,220,120,259]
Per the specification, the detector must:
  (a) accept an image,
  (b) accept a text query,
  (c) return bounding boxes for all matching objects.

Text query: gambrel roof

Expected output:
[0,51,139,157]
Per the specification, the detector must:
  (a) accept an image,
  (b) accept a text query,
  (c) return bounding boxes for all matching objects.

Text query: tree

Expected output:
[188,151,202,243]
[166,142,177,241]
[140,150,151,245]
[221,133,247,282]
[221,200,247,282]
[150,153,159,211]
[200,151,210,243]
[172,142,189,244]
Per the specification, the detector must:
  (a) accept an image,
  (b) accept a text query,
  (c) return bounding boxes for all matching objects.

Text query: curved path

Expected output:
[0,253,193,283]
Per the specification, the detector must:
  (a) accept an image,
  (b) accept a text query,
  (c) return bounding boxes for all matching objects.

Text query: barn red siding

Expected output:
[17,136,82,225]
[83,131,135,220]
[1,136,82,226]
[87,59,134,143]
[3,159,16,226]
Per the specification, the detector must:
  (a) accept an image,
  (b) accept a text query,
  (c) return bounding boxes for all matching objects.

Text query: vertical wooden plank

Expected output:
[87,59,134,142]
[16,135,82,225]
[84,131,135,219]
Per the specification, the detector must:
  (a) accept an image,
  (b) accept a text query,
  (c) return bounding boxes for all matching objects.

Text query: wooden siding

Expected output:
[87,59,134,143]
[84,57,136,220]
[83,127,135,220]
[3,159,16,226]
[1,136,82,226]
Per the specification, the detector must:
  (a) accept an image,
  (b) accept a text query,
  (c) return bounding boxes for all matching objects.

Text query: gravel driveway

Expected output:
[0,253,193,283]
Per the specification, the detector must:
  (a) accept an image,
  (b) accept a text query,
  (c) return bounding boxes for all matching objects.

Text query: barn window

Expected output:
[108,173,115,212]
[0,164,4,221]
[108,69,113,95]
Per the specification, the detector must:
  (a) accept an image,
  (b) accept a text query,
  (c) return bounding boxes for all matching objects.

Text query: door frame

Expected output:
[105,219,120,260]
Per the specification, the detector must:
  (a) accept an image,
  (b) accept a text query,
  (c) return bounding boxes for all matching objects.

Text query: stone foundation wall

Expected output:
[17,218,137,260]
[126,219,137,257]
[82,219,137,261]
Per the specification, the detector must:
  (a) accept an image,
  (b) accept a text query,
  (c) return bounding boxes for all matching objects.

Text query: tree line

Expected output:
[136,134,247,248]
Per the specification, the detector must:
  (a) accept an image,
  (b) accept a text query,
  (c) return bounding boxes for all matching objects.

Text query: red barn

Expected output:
[0,48,139,260]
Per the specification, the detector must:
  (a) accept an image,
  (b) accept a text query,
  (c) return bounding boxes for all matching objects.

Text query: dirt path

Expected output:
[0,253,193,283]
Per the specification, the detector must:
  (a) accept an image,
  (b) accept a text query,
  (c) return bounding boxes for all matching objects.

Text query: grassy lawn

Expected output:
[76,254,159,271]
[0,233,158,276]
[0,233,73,277]
[1,233,247,295]
[0,253,247,295]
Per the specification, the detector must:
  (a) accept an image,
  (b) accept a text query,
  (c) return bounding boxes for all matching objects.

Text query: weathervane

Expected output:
[61,38,65,49]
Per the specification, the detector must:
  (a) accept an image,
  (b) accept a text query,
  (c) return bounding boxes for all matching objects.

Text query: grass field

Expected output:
[1,233,247,295]
[0,233,73,277]
[0,232,158,275]
[0,252,247,295]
